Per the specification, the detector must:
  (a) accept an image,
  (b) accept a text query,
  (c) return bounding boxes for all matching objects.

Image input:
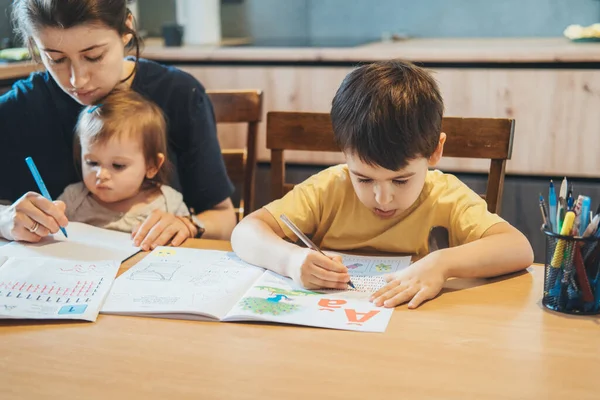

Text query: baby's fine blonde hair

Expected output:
[75,89,169,185]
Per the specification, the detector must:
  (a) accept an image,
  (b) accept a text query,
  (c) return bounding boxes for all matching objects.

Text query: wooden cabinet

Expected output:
[0,62,42,95]
[178,65,600,177]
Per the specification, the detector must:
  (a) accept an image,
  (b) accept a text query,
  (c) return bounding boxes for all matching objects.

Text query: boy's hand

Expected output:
[370,254,448,309]
[132,210,192,251]
[288,248,350,290]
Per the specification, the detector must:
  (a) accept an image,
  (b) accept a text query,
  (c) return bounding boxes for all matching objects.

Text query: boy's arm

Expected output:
[231,209,350,289]
[371,222,533,309]
[440,222,533,279]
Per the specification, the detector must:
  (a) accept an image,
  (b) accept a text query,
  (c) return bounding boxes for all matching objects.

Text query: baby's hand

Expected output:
[288,248,350,290]
[132,210,192,251]
[370,255,448,309]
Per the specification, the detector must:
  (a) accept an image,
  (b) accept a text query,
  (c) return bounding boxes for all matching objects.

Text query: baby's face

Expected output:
[80,135,151,205]
[345,152,430,219]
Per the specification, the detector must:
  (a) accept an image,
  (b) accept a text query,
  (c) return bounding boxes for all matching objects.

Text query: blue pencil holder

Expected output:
[542,228,600,315]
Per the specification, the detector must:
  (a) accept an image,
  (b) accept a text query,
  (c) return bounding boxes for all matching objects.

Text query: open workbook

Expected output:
[101,247,411,332]
[0,256,120,321]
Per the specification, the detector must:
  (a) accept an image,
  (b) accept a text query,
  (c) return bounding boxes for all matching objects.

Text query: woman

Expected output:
[0,0,237,247]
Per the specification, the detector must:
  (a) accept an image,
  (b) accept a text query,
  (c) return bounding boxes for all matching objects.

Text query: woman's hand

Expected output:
[131,210,196,251]
[0,192,68,242]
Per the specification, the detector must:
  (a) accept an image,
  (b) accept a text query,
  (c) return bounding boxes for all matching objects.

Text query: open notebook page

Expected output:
[0,222,140,262]
[102,248,265,321]
[223,271,395,333]
[0,256,120,321]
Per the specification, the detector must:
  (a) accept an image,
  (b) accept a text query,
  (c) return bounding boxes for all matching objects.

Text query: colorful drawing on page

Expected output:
[267,294,290,303]
[342,260,368,274]
[239,296,300,315]
[374,263,392,272]
[238,286,317,316]
[128,263,181,281]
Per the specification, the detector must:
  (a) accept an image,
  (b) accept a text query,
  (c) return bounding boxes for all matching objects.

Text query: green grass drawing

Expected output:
[253,286,319,297]
[375,263,392,272]
[239,297,301,315]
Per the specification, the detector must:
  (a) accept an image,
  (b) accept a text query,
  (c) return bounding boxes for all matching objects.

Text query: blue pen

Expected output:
[548,180,557,233]
[25,157,68,238]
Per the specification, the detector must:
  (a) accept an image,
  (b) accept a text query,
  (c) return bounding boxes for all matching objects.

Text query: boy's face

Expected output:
[345,133,445,219]
[80,135,161,205]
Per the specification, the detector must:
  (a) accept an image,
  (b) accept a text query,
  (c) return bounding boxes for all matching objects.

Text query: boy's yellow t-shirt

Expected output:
[264,164,505,257]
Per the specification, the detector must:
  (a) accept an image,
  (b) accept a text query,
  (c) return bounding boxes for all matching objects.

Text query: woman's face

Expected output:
[32,23,132,105]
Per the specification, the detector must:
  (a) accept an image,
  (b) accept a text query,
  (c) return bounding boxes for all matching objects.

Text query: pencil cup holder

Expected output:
[542,228,600,315]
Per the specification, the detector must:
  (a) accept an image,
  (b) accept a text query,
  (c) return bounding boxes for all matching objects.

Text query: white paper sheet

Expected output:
[0,222,140,262]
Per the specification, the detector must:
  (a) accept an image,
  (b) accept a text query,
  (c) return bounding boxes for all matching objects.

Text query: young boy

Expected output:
[231,60,533,309]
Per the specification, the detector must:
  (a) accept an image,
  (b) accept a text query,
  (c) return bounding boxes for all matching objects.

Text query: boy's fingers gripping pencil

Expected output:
[24,157,68,238]
[279,214,355,289]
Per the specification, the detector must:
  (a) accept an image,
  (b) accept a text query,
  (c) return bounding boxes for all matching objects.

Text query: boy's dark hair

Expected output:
[331,60,444,171]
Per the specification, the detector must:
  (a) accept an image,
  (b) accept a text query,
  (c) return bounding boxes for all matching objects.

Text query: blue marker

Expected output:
[579,196,591,236]
[25,157,68,238]
[548,180,557,233]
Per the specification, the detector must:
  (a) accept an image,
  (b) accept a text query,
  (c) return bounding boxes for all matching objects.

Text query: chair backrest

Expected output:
[207,90,263,220]
[266,112,514,214]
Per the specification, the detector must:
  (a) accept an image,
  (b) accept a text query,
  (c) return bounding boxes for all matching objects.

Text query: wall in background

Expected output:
[137,0,177,37]
[2,0,599,42]
[136,0,600,40]
[0,0,14,46]
[305,0,600,40]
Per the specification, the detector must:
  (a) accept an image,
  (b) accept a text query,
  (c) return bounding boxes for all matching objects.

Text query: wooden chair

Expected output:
[266,112,514,214]
[207,90,263,220]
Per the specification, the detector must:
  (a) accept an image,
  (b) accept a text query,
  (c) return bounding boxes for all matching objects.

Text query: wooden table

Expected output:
[1,240,599,400]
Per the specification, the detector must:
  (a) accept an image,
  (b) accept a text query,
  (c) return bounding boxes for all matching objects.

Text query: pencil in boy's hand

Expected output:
[25,157,68,238]
[279,214,355,289]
